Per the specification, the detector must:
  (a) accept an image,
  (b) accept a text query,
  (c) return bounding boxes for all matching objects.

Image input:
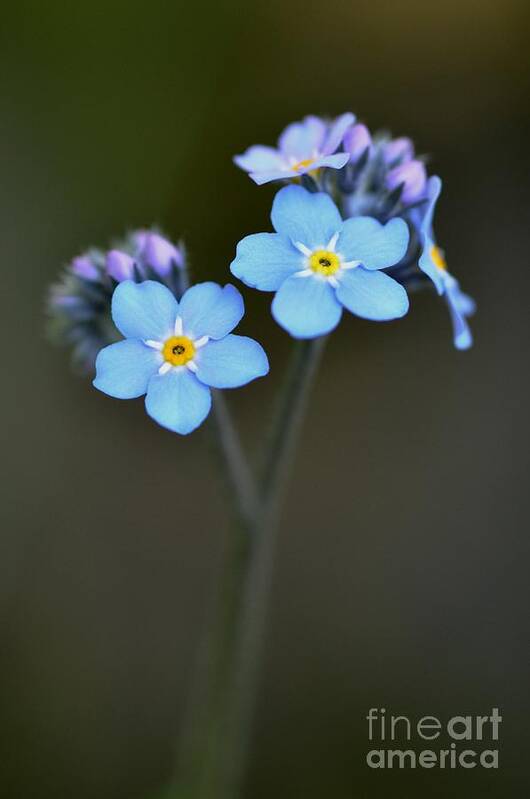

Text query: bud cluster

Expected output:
[47,231,186,372]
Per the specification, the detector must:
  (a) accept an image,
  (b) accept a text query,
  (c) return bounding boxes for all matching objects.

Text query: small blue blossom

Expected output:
[234,113,354,186]
[230,185,410,338]
[93,281,269,434]
[417,177,476,350]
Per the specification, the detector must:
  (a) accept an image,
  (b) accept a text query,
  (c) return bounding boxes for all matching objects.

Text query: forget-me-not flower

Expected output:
[418,176,476,350]
[234,113,354,186]
[93,280,269,434]
[231,185,410,338]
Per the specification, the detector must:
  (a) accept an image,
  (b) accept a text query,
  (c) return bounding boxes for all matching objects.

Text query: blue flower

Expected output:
[418,176,476,350]
[230,185,410,338]
[234,113,354,186]
[93,281,269,434]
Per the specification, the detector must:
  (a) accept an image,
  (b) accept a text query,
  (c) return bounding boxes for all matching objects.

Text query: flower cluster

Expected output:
[234,114,475,348]
[47,230,187,372]
[47,110,476,435]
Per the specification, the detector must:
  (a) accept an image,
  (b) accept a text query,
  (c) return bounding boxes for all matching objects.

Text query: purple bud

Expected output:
[141,232,182,276]
[71,255,99,281]
[385,159,427,203]
[106,249,135,282]
[131,229,150,255]
[343,123,372,163]
[383,136,414,165]
[51,295,83,309]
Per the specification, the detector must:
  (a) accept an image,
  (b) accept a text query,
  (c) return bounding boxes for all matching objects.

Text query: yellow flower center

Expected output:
[430,244,447,272]
[309,249,341,276]
[292,158,315,172]
[162,335,196,366]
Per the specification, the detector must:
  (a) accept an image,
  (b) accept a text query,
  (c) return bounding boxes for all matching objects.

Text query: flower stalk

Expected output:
[222,337,327,796]
[170,337,326,799]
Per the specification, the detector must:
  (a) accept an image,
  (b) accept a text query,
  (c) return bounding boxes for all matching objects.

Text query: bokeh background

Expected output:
[2,1,529,796]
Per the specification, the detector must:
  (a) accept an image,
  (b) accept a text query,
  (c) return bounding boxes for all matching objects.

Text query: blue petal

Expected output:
[322,112,355,154]
[338,217,409,270]
[455,291,476,316]
[249,169,292,186]
[421,176,442,238]
[250,153,349,184]
[417,177,445,294]
[234,145,284,173]
[271,185,342,249]
[111,280,178,341]
[195,334,269,388]
[145,368,212,434]
[418,235,445,295]
[278,116,326,159]
[336,268,409,321]
[230,233,302,292]
[272,274,342,338]
[317,152,350,170]
[179,282,244,340]
[93,339,160,399]
[445,284,473,350]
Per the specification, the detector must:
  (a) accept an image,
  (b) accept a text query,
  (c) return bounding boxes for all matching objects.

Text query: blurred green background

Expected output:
[1,0,529,796]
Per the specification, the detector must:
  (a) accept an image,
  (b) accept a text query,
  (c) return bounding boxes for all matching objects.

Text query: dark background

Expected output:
[2,1,529,796]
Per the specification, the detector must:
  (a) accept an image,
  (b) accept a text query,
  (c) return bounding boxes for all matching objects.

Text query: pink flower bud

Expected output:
[386,159,427,203]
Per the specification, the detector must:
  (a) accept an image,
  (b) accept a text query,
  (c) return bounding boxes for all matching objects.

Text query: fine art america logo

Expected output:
[366,708,502,769]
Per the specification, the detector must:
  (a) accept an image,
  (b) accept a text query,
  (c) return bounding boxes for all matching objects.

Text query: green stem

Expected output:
[220,337,327,796]
[166,338,326,799]
[173,516,251,799]
[210,390,260,527]
[260,337,327,510]
[170,392,256,798]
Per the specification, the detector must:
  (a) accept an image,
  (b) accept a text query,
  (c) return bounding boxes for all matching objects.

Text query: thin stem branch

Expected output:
[210,391,260,527]
[260,337,327,510]
[221,336,328,796]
